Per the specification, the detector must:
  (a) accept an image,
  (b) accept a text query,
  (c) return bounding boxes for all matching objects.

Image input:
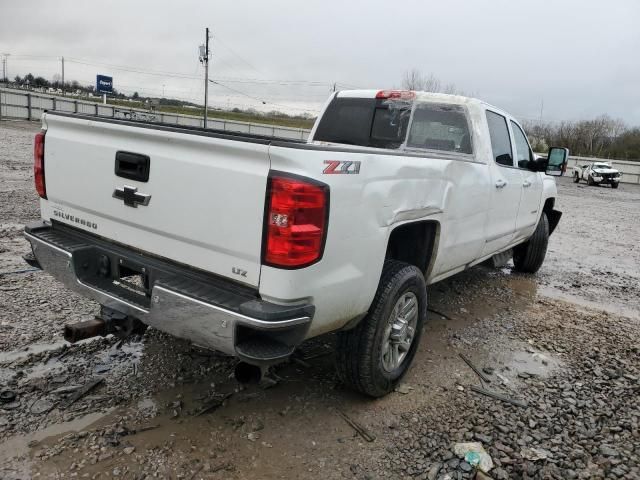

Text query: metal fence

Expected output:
[0,88,311,141]
[3,88,638,184]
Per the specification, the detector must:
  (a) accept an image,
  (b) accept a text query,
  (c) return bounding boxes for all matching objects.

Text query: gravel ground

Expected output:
[0,119,639,479]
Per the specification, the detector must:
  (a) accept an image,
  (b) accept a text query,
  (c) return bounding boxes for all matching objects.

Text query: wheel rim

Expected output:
[381,292,419,372]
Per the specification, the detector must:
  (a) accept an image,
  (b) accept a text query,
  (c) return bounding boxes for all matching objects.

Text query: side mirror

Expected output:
[528,156,547,172]
[546,147,569,176]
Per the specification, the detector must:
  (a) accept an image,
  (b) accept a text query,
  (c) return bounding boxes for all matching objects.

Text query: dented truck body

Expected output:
[25,90,566,395]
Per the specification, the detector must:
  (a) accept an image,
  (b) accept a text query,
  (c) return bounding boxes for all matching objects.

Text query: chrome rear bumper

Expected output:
[25,222,312,362]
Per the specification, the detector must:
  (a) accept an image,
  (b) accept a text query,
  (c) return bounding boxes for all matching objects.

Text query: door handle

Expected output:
[495,179,507,189]
[523,180,531,188]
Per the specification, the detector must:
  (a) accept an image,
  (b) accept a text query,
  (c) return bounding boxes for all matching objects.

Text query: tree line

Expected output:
[523,117,640,160]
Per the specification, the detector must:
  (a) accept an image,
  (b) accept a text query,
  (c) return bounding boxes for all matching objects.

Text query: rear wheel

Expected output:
[335,260,426,397]
[513,212,549,274]
[573,172,580,183]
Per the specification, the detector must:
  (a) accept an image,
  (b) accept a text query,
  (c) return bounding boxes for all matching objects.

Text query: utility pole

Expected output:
[539,98,544,124]
[61,56,65,94]
[1,53,9,83]
[199,27,211,129]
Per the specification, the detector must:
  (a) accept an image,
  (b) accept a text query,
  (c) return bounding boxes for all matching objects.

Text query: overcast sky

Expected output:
[1,0,639,124]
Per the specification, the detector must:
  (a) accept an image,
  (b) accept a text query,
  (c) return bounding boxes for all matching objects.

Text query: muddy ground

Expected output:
[0,119,638,480]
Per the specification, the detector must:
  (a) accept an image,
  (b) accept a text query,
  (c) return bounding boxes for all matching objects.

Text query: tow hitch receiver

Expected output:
[64,307,146,343]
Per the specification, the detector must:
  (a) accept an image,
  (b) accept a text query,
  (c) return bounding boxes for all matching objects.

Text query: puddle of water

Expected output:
[23,357,65,380]
[0,409,114,463]
[0,337,104,365]
[539,285,640,320]
[136,397,157,411]
[0,341,67,364]
[506,349,562,377]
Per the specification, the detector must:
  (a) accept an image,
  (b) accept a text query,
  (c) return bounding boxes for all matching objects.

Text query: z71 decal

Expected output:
[323,160,361,175]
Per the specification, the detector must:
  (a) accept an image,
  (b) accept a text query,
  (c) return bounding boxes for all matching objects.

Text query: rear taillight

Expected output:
[34,131,46,199]
[263,175,329,268]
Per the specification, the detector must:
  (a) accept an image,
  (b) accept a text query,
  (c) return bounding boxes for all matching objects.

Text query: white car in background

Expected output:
[573,162,621,188]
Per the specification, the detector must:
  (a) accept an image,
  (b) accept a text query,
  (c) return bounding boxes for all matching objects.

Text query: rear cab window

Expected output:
[313,95,473,155]
[407,104,472,154]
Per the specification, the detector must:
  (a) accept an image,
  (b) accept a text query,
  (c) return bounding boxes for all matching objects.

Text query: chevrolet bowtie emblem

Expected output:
[113,185,151,208]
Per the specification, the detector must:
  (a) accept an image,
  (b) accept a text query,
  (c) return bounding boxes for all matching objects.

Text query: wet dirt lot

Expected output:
[1,120,639,479]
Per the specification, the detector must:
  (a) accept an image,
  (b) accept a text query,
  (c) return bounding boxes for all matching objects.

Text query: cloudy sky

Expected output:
[1,0,639,124]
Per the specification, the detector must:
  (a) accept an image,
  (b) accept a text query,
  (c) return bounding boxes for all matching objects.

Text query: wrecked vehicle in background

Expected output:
[24,90,568,397]
[573,161,621,188]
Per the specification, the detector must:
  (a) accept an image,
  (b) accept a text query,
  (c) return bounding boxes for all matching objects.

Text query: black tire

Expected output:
[587,175,595,186]
[611,183,619,189]
[513,213,549,274]
[573,172,580,183]
[335,260,427,397]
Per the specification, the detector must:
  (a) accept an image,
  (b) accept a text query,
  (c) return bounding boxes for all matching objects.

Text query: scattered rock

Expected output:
[521,447,552,461]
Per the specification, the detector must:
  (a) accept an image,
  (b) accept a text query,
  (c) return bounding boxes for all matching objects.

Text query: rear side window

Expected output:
[314,97,411,149]
[486,111,513,167]
[407,104,472,153]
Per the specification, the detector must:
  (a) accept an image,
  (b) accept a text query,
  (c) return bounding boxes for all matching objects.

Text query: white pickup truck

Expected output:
[572,161,621,188]
[24,90,568,397]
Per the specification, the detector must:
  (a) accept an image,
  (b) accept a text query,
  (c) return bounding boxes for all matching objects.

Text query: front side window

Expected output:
[485,110,513,167]
[510,121,533,169]
[406,104,472,153]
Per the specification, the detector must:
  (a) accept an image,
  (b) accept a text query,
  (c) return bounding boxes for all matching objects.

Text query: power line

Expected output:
[5,52,349,89]
[212,35,263,74]
[209,79,320,112]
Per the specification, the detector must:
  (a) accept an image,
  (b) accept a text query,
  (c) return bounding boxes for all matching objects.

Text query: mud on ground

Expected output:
[1,120,639,479]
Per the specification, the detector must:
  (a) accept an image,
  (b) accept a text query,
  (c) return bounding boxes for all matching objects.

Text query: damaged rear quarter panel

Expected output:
[260,145,488,337]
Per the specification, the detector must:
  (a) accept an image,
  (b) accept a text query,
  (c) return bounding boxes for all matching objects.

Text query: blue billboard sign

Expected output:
[96,75,113,94]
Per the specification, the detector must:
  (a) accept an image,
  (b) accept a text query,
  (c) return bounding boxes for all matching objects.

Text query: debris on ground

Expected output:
[520,446,552,461]
[469,385,528,408]
[0,390,17,403]
[453,442,494,473]
[59,377,104,409]
[394,383,413,394]
[194,392,232,416]
[337,409,376,442]
[459,353,491,383]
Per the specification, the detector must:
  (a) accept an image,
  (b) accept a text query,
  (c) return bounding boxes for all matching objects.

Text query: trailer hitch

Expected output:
[64,307,146,343]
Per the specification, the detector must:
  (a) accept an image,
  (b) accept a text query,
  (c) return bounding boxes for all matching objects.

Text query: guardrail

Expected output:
[0,88,311,141]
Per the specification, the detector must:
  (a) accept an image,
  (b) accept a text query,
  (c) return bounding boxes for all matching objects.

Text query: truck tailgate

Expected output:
[40,114,270,287]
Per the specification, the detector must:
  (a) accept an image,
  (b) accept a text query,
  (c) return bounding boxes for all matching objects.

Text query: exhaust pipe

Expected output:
[64,318,107,343]
[234,362,264,384]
